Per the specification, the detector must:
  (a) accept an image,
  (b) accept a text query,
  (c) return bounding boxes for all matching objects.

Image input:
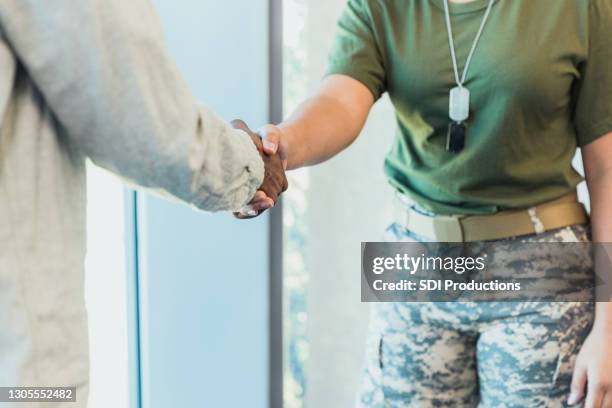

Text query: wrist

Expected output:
[593,302,612,332]
[277,123,302,170]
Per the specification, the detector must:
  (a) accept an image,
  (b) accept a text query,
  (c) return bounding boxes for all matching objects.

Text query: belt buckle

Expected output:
[433,216,465,242]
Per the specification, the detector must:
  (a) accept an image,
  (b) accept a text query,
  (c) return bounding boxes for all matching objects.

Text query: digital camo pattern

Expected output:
[357,224,595,408]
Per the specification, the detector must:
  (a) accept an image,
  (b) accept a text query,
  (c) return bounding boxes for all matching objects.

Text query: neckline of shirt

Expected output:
[430,0,501,15]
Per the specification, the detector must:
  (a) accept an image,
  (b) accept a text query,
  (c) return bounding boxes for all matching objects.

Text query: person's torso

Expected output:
[0,33,89,387]
[370,0,589,214]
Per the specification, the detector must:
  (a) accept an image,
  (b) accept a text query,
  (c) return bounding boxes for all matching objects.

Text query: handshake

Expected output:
[231,119,288,219]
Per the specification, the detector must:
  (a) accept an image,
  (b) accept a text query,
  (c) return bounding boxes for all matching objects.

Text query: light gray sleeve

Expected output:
[0,0,264,212]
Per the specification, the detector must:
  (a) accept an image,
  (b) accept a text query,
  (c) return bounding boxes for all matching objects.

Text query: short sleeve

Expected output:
[325,0,387,100]
[573,0,612,147]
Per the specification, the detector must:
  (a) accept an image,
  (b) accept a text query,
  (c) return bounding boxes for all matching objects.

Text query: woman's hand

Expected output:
[258,124,289,169]
[569,323,612,407]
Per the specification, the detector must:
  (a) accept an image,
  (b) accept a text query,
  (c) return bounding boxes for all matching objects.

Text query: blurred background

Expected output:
[84,1,590,407]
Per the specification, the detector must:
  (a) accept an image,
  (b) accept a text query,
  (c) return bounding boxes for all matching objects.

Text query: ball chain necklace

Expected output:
[443,0,495,153]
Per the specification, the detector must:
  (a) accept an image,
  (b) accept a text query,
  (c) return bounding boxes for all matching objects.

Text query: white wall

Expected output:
[85,164,129,408]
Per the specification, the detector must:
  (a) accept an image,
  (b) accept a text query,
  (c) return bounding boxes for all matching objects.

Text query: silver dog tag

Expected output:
[449,86,470,122]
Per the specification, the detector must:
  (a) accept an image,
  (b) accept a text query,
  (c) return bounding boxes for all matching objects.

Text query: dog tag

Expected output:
[449,86,470,122]
[446,122,467,153]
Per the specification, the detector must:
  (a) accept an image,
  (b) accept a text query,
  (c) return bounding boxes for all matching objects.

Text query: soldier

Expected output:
[240,0,612,406]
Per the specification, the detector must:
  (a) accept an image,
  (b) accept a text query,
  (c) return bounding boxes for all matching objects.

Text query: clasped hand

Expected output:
[231,120,288,219]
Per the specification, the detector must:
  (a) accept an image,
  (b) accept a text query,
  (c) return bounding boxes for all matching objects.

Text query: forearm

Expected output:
[278,76,374,170]
[587,170,612,329]
[279,96,359,169]
[589,170,612,243]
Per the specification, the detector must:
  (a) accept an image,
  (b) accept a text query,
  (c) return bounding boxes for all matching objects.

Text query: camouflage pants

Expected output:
[357,224,595,408]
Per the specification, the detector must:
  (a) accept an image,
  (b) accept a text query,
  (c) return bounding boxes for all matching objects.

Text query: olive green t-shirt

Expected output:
[326,0,612,215]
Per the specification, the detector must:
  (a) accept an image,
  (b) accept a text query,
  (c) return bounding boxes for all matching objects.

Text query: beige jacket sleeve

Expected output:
[0,0,264,212]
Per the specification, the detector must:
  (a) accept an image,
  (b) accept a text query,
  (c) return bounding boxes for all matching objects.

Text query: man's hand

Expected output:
[231,120,288,219]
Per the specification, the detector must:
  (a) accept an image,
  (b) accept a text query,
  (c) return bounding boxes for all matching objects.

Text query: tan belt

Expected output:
[398,192,588,242]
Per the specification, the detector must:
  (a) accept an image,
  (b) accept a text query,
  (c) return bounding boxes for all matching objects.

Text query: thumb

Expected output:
[258,124,281,155]
[568,360,587,405]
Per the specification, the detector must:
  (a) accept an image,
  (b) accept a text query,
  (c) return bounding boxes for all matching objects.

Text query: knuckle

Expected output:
[598,380,612,390]
[230,119,246,128]
[592,380,608,392]
[261,125,281,140]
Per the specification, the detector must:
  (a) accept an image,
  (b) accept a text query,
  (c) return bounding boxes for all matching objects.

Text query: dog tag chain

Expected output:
[443,0,495,153]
